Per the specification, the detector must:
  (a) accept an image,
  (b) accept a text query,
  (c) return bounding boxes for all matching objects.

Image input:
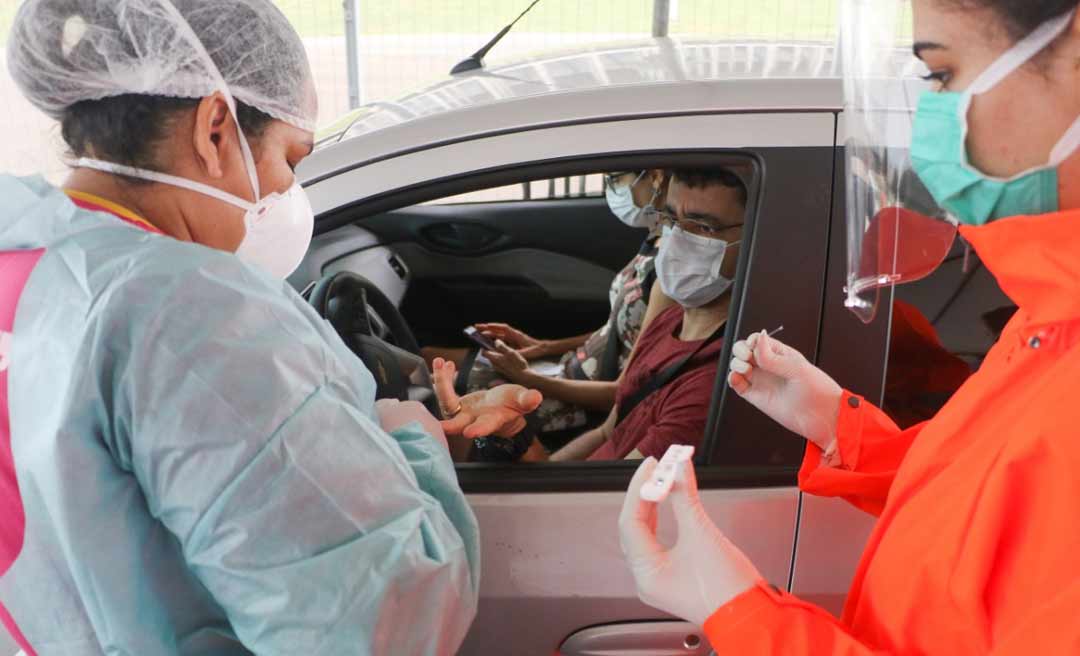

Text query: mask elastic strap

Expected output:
[968,9,1076,95]
[74,158,254,212]
[155,0,261,204]
[1050,114,1080,164]
[646,183,660,211]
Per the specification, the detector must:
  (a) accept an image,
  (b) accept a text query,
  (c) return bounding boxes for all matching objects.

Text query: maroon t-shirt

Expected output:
[589,306,724,460]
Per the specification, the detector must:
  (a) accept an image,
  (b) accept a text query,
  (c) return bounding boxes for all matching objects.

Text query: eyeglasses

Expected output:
[653,209,743,239]
[604,171,646,189]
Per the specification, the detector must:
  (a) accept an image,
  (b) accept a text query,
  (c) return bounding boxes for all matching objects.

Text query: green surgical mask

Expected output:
[911,9,1080,226]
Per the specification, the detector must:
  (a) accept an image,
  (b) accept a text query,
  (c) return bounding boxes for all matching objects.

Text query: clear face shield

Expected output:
[841,0,957,323]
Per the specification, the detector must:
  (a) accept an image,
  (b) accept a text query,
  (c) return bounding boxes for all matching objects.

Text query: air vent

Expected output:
[387,254,408,280]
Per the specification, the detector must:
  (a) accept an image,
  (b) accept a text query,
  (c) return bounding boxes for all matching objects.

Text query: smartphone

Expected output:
[464,326,498,351]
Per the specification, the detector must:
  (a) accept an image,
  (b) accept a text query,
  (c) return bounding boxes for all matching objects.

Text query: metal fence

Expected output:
[287,0,840,126]
[0,0,839,180]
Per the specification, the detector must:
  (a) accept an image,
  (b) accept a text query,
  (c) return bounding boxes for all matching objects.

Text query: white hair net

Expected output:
[6,0,318,132]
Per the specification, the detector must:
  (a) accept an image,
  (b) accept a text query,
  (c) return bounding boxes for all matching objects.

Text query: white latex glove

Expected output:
[619,457,762,628]
[376,399,448,451]
[727,331,843,455]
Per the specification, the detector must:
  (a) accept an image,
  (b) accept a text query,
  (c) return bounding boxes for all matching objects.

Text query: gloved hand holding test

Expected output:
[620,446,762,627]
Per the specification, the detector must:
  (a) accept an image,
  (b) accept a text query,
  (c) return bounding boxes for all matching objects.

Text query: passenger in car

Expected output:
[421,170,676,443]
[434,167,747,462]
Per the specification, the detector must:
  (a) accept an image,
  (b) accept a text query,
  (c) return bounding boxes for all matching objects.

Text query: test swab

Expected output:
[747,325,784,349]
[640,444,695,503]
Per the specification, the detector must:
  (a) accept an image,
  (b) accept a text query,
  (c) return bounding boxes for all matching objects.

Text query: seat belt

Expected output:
[616,323,724,426]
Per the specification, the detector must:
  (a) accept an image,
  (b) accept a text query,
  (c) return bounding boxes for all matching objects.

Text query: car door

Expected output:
[302,110,846,655]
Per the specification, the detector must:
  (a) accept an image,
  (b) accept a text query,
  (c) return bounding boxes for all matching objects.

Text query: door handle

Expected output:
[421,222,505,253]
[559,621,713,656]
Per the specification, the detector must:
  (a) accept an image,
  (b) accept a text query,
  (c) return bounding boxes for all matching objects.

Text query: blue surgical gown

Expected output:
[0,175,480,654]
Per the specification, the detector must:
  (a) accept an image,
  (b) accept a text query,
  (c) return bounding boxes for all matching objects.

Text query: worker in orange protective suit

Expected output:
[618,0,1080,653]
[882,300,973,428]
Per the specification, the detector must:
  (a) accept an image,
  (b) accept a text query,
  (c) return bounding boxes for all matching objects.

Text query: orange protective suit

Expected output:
[883,300,973,429]
[704,212,1080,654]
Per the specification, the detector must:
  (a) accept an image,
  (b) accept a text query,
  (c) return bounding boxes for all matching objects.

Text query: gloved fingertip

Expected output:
[753,335,771,365]
[746,332,761,351]
[635,456,658,477]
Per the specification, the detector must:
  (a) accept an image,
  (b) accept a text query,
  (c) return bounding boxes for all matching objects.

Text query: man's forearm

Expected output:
[516,370,617,412]
[551,425,609,462]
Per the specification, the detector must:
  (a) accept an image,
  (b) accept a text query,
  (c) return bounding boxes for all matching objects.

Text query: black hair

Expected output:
[668,167,749,207]
[947,0,1078,40]
[61,94,273,173]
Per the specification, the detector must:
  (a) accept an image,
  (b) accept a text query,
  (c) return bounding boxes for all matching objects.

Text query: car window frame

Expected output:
[313,148,821,494]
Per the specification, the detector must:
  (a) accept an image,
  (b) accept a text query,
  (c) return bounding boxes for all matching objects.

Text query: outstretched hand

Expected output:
[432,357,543,439]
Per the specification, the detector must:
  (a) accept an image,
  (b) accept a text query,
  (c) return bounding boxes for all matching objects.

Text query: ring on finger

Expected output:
[442,402,463,418]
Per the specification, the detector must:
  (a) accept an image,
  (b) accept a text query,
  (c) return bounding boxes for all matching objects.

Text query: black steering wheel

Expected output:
[307,271,441,416]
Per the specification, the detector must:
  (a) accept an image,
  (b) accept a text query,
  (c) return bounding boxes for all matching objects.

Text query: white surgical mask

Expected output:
[232,182,314,279]
[74,157,314,279]
[606,171,659,229]
[656,225,739,308]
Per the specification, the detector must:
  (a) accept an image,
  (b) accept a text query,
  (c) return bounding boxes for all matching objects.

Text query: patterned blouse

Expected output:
[560,236,659,381]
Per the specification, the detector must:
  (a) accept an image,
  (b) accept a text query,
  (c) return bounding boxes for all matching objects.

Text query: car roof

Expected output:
[303,38,848,181]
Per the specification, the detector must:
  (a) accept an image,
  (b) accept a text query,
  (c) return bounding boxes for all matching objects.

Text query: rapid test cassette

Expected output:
[640,444,695,503]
